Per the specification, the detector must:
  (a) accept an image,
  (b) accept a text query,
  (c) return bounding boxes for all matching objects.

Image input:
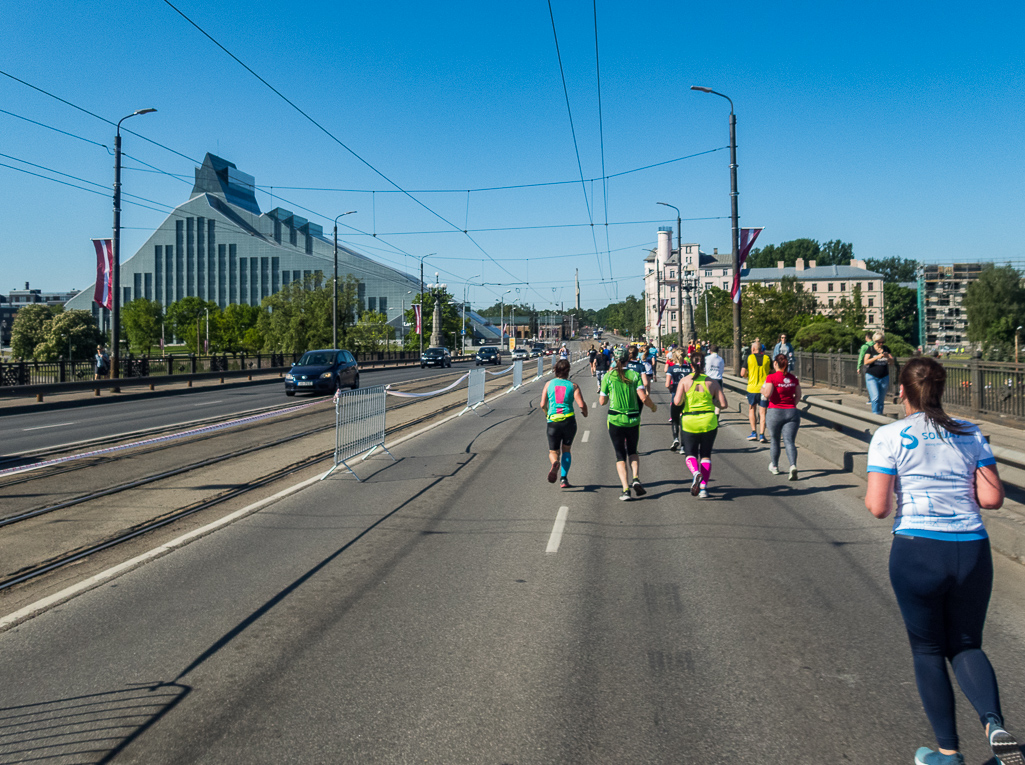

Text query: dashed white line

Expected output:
[546,506,569,554]
[22,422,77,431]
[193,400,225,407]
[582,430,590,443]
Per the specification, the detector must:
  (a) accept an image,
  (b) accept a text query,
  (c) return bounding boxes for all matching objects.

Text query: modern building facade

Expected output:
[917,262,984,348]
[66,154,422,335]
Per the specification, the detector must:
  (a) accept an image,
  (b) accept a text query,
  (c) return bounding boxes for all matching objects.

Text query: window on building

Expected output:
[828,298,834,307]
[811,283,817,292]
[670,297,676,306]
[722,269,728,276]
[686,256,692,264]
[868,282,873,291]
[368,297,377,312]
[722,281,729,290]
[671,311,677,321]
[840,283,846,292]
[827,283,834,292]
[704,270,712,276]
[669,270,675,279]
[868,298,874,307]
[685,246,692,254]
[379,297,387,314]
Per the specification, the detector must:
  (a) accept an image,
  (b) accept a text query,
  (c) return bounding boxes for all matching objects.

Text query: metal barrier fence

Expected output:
[512,360,523,390]
[461,368,491,416]
[322,385,395,481]
[534,356,544,381]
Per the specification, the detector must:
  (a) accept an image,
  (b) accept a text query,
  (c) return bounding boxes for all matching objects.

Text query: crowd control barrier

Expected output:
[512,360,523,390]
[533,357,545,382]
[322,385,395,481]
[460,368,491,416]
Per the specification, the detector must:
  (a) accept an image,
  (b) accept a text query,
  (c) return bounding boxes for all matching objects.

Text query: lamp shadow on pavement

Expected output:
[712,483,857,502]
[0,682,191,765]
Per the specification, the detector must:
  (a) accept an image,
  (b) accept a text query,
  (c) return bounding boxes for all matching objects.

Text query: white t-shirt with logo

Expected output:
[867,412,996,534]
[705,353,725,381]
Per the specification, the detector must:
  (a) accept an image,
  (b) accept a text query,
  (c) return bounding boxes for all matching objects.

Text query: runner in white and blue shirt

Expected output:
[868,412,996,538]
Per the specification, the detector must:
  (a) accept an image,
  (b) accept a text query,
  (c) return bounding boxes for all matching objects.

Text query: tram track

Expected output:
[0,378,484,595]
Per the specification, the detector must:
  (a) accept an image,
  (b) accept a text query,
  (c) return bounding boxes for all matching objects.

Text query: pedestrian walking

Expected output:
[761,353,802,480]
[666,348,687,451]
[865,357,1020,765]
[541,359,588,489]
[672,351,728,499]
[94,345,110,380]
[865,331,896,415]
[741,339,772,442]
[600,347,657,500]
[772,333,795,370]
[594,344,611,392]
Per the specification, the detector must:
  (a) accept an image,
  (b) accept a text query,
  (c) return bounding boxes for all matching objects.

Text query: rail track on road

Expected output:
[0,369,514,596]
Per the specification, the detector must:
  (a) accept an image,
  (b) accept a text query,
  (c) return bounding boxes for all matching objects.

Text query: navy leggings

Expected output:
[889,534,1003,750]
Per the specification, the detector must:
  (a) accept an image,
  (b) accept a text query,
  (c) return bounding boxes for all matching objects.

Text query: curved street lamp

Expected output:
[691,85,741,373]
[332,210,358,349]
[111,108,157,386]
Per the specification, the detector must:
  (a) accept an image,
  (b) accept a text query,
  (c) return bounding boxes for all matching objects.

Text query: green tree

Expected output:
[402,291,466,351]
[962,264,1025,356]
[793,318,865,353]
[349,310,394,353]
[743,278,820,343]
[832,283,867,329]
[746,238,855,270]
[219,303,261,354]
[258,274,361,354]
[693,287,734,346]
[883,283,918,346]
[32,309,102,362]
[866,257,918,283]
[10,304,57,360]
[122,298,163,354]
[165,297,219,353]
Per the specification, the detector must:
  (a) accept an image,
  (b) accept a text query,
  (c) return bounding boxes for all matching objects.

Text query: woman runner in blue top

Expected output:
[865,357,1020,765]
[541,358,588,488]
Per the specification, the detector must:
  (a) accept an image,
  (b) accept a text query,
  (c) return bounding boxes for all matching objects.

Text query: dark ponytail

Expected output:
[690,351,705,375]
[900,357,970,436]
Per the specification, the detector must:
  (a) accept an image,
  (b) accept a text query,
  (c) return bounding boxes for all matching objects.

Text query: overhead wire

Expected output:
[593,0,614,286]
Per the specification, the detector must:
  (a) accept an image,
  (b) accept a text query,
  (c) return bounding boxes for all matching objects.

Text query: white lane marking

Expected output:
[193,400,225,407]
[582,430,590,443]
[546,506,569,554]
[22,422,77,431]
[592,401,597,408]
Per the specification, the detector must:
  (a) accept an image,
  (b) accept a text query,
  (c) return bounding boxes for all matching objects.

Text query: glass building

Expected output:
[65,154,422,333]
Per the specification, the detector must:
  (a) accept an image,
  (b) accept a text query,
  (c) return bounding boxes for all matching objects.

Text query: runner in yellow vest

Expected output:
[741,339,772,443]
[673,351,728,499]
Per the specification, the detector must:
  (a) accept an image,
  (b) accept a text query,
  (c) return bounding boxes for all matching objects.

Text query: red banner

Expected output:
[656,299,669,327]
[92,238,114,310]
[414,303,422,335]
[732,227,764,305]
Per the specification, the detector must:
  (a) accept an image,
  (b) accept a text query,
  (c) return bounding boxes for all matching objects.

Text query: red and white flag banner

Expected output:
[656,299,669,327]
[414,304,422,335]
[92,238,114,310]
[732,227,764,305]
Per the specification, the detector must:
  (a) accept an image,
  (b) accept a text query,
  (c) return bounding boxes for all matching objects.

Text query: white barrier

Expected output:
[460,367,491,416]
[322,385,395,481]
[512,360,523,390]
[533,356,544,382]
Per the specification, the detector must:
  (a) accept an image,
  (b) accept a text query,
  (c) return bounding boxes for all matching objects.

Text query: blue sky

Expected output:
[2,0,1022,310]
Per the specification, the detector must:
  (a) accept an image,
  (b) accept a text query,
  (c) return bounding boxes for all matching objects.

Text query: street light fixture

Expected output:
[691,85,741,374]
[332,211,358,349]
[111,107,157,386]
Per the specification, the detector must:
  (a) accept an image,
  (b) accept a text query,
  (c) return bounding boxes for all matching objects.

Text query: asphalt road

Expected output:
[2,363,1024,763]
[1,360,479,456]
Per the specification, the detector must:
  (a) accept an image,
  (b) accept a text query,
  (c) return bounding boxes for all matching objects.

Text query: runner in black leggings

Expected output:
[866,357,1022,765]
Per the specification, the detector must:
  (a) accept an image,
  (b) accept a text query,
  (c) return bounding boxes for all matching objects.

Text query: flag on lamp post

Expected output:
[656,299,669,327]
[92,238,114,310]
[731,227,764,304]
[414,304,422,335]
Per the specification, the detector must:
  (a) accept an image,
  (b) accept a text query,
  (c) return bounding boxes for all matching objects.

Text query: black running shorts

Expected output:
[607,423,640,461]
[547,418,578,451]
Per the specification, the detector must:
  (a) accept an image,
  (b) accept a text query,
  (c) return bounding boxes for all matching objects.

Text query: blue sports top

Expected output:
[867,412,996,535]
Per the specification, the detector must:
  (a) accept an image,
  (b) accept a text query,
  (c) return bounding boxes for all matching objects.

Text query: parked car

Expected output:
[421,347,452,368]
[511,347,529,361]
[284,349,359,396]
[475,346,501,365]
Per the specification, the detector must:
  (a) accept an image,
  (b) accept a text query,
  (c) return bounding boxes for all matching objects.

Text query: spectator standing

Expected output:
[772,333,795,370]
[741,339,772,442]
[94,345,110,380]
[864,331,896,415]
[865,357,1020,765]
[858,332,875,404]
[761,354,802,480]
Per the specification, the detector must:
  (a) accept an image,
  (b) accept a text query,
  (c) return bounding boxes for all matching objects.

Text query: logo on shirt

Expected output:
[900,426,919,450]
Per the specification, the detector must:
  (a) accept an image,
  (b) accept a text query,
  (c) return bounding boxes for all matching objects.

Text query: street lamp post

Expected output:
[418,254,435,359]
[500,290,512,345]
[111,107,157,385]
[332,211,357,349]
[692,86,741,373]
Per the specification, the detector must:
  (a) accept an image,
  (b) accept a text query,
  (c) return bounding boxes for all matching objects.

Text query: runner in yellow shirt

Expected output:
[740,338,772,442]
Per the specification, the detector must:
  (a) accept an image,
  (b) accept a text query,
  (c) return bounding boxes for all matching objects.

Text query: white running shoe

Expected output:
[789,466,798,481]
[768,463,780,475]
[698,488,708,499]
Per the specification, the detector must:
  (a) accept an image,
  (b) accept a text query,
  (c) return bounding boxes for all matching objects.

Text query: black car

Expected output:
[421,347,452,368]
[475,346,501,366]
[284,349,359,396]
[530,344,547,358]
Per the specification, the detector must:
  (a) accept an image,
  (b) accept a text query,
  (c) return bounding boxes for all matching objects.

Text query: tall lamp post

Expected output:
[418,254,435,359]
[691,85,741,373]
[461,275,480,355]
[500,290,511,344]
[332,210,357,349]
[112,107,157,384]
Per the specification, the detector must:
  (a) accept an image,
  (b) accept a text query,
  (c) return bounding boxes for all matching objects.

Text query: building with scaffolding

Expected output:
[917,263,985,348]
